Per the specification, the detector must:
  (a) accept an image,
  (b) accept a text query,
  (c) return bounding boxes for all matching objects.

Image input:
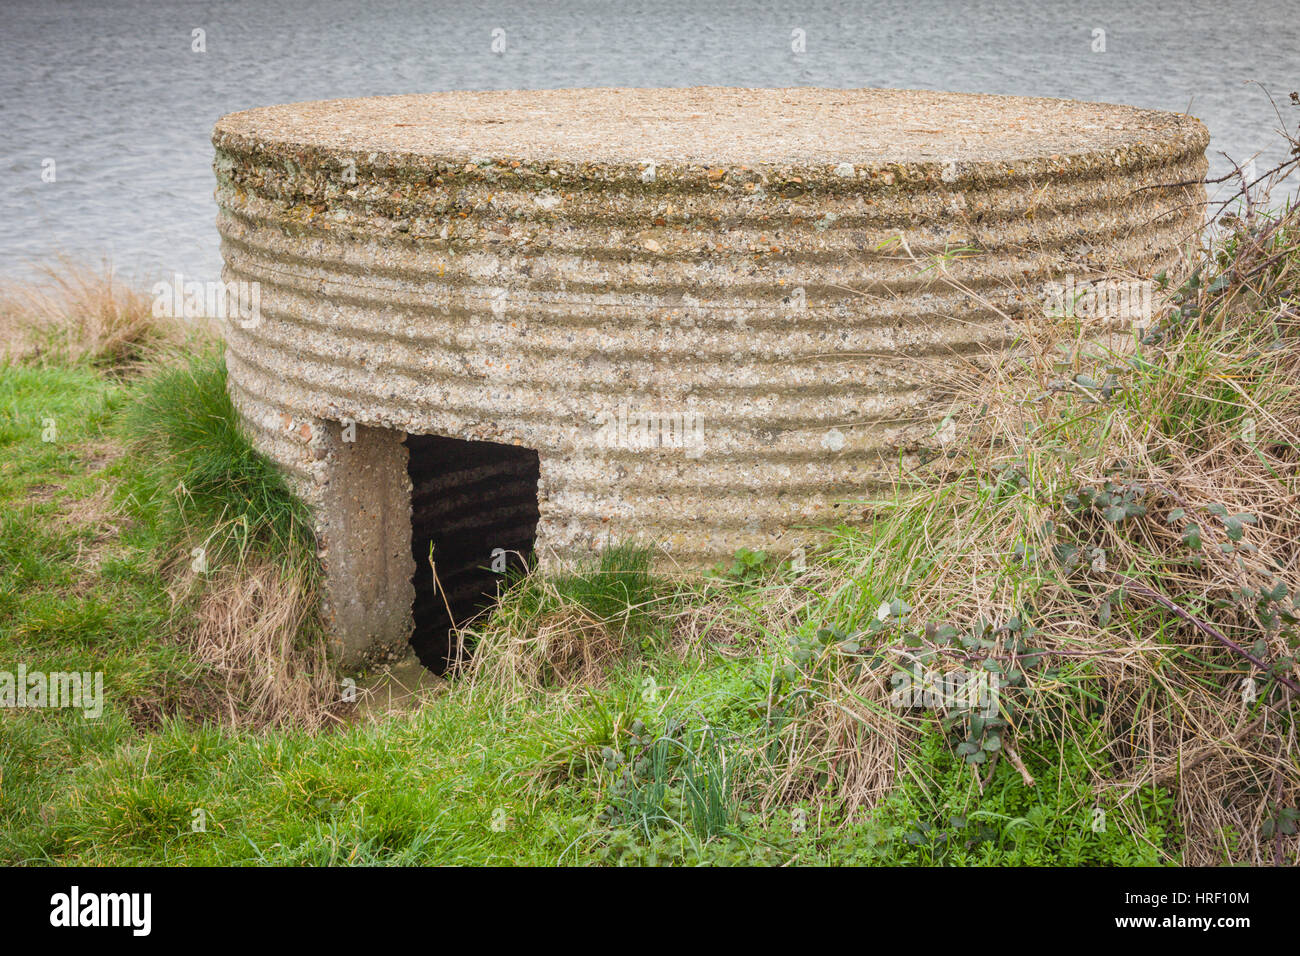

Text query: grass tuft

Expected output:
[467,544,671,698]
[116,345,336,730]
[119,345,314,570]
[0,262,203,370]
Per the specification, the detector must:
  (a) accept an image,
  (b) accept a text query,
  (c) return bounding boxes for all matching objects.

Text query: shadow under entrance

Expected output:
[404,433,540,673]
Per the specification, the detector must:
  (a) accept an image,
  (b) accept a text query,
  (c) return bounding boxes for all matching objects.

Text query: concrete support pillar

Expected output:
[313,421,415,671]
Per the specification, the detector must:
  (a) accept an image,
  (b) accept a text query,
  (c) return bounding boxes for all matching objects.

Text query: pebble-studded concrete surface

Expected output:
[214,87,1204,168]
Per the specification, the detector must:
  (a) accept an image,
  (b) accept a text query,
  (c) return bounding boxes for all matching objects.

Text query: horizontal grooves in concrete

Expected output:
[216,149,1205,217]
[214,168,1203,257]
[215,88,1206,568]
[223,349,943,454]
[215,207,1195,294]
[226,321,974,402]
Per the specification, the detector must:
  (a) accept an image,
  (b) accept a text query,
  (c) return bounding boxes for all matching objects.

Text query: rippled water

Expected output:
[1,0,1296,283]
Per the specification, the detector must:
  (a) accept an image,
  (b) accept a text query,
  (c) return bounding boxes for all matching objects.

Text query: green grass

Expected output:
[869,727,1174,866]
[3,648,1171,865]
[119,346,315,572]
[0,340,1201,866]
[0,363,185,854]
[500,542,662,637]
[0,351,1182,864]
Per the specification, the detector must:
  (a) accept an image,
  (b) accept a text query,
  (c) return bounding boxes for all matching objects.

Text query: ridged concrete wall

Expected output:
[212,88,1207,667]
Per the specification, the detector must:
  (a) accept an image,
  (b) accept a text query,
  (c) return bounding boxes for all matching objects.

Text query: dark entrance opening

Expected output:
[405,433,540,674]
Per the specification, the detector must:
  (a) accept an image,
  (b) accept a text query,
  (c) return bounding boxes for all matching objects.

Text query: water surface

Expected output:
[1,0,1295,283]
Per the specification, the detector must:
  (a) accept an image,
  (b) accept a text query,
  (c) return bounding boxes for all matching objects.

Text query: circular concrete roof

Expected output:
[213,87,1201,167]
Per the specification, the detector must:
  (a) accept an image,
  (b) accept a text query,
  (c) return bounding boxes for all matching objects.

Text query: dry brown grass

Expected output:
[177,560,343,732]
[477,605,627,692]
[732,184,1300,864]
[464,544,672,703]
[0,261,204,369]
